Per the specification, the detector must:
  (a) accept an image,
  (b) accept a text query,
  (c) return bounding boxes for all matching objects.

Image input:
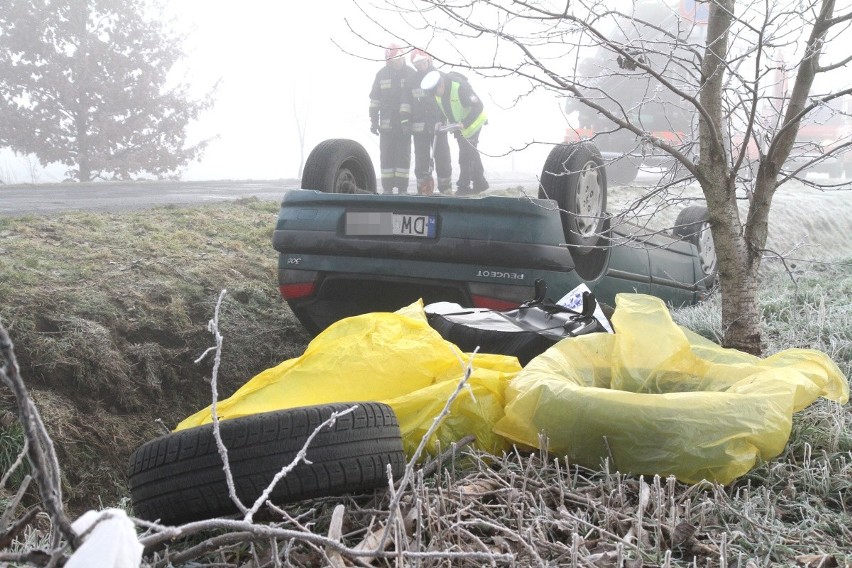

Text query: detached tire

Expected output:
[540,142,608,253]
[673,206,718,288]
[128,402,405,525]
[301,139,377,193]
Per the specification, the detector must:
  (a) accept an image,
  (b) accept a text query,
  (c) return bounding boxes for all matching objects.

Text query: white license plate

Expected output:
[345,212,436,238]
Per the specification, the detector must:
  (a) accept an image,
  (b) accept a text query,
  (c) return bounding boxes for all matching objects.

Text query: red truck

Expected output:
[563,0,852,183]
[786,99,852,179]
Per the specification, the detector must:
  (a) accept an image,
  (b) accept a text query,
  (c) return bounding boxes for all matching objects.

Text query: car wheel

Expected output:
[128,402,405,525]
[539,142,608,254]
[301,139,377,194]
[673,206,718,288]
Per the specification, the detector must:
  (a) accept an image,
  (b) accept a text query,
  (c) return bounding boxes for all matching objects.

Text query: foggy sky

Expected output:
[2,0,848,184]
[0,0,557,183]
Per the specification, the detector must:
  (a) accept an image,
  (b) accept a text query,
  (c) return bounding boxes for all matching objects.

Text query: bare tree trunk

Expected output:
[696,0,764,354]
[717,0,835,354]
[294,88,309,179]
[74,0,91,182]
[77,119,91,183]
[375,0,848,355]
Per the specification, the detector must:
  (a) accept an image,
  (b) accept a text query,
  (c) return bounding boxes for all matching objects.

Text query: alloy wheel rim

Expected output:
[575,161,603,236]
[698,221,717,275]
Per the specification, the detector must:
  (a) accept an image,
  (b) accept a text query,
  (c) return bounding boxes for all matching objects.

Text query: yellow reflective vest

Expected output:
[436,80,487,138]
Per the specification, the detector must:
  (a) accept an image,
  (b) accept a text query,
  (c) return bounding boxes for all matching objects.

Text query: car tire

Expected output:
[301,139,377,194]
[570,215,613,281]
[128,402,405,525]
[673,206,718,288]
[539,142,608,254]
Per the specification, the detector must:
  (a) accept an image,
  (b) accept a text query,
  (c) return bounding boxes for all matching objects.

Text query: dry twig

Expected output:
[0,323,78,550]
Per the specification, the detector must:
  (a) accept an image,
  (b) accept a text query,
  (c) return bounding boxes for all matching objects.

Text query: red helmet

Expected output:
[410,48,432,67]
[385,43,403,61]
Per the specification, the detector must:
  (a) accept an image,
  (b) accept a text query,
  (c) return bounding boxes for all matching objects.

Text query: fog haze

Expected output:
[1,0,560,184]
[4,0,846,185]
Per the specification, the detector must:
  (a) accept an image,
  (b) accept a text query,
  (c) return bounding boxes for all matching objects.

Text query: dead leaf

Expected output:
[670,521,696,548]
[586,550,622,568]
[795,554,838,568]
[638,478,651,513]
[457,478,501,496]
[587,550,618,565]
[325,504,346,568]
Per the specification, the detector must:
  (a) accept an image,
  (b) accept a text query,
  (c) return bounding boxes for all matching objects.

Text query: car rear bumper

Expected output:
[273,190,709,334]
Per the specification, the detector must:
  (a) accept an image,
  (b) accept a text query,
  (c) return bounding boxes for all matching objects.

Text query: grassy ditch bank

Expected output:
[0,194,850,565]
[0,198,311,511]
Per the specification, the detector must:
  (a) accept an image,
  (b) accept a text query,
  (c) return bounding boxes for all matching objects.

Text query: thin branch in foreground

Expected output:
[194,289,360,524]
[418,434,476,479]
[245,405,358,522]
[138,517,513,564]
[193,289,249,517]
[0,475,40,550]
[377,345,481,553]
[0,439,28,490]
[0,323,79,550]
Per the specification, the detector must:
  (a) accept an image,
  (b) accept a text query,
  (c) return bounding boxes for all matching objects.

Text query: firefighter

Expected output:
[402,49,452,195]
[420,70,488,195]
[369,44,416,193]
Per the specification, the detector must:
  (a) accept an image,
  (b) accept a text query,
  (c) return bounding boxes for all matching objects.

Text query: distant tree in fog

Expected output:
[293,88,310,179]
[0,0,217,182]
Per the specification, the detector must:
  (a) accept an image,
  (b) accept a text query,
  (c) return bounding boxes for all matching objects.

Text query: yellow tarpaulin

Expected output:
[177,294,848,485]
[177,300,520,456]
[492,294,848,484]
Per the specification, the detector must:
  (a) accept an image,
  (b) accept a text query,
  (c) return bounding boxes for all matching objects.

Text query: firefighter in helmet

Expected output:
[421,70,488,195]
[402,49,453,195]
[369,44,416,193]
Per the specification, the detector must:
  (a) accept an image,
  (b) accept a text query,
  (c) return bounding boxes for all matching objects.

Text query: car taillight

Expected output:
[470,295,521,311]
[469,281,532,311]
[565,127,595,143]
[279,282,316,300]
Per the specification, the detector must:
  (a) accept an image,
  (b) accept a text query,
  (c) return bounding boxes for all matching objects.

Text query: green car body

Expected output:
[273,189,710,334]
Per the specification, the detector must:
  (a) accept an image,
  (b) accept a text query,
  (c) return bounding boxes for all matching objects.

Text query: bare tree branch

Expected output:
[193,289,250,516]
[0,324,78,550]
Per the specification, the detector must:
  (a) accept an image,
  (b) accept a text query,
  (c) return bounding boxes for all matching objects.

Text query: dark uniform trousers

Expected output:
[379,126,411,192]
[412,128,452,192]
[456,129,486,193]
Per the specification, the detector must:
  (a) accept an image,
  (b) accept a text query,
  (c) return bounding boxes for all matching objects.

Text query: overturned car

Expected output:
[272,138,717,335]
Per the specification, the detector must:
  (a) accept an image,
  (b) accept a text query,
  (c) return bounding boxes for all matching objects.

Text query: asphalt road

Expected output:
[0,180,299,216]
[0,177,542,216]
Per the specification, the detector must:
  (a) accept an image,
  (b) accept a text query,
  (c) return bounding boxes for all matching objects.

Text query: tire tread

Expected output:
[128,402,404,524]
[539,141,608,252]
[301,139,377,193]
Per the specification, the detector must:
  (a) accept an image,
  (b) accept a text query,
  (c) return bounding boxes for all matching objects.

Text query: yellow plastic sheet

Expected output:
[177,294,848,485]
[492,294,849,484]
[177,301,521,456]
